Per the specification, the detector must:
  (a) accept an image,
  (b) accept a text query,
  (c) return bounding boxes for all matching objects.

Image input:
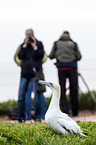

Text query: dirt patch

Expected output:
[0,110,96,122]
[78,110,96,117]
[71,110,96,122]
[0,115,11,121]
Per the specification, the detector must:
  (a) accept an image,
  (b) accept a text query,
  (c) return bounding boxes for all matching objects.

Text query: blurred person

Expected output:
[14,28,46,122]
[49,31,82,116]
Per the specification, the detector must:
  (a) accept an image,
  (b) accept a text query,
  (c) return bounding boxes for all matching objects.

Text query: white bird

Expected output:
[39,80,87,136]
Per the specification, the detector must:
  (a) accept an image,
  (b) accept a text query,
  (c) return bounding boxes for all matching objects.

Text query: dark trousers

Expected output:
[58,68,79,116]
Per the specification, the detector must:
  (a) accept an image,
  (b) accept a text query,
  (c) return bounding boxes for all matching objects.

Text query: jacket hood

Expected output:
[59,33,72,41]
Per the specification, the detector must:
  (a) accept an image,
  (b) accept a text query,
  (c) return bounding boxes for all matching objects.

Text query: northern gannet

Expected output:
[39,80,87,136]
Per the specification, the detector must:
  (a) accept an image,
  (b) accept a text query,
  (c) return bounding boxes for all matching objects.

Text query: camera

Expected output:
[28,37,34,42]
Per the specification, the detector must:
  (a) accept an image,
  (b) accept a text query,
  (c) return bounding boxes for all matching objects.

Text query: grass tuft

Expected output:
[0,121,96,145]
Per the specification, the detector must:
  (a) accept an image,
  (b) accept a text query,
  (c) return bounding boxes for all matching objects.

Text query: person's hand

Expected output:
[23,37,30,48]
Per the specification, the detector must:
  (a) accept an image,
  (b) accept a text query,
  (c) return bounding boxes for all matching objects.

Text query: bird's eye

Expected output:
[50,83,53,88]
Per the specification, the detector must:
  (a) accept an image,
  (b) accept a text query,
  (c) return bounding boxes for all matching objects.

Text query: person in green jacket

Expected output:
[49,31,82,117]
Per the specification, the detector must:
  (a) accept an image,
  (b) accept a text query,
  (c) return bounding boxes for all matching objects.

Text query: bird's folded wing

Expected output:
[59,118,81,133]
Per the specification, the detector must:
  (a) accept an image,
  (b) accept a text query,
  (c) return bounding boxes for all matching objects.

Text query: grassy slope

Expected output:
[0,121,96,145]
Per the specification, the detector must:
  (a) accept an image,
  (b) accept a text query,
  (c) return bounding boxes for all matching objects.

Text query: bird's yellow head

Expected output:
[38,81,60,94]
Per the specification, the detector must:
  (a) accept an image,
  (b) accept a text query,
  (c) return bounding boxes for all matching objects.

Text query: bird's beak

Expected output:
[38,80,52,88]
[38,80,48,85]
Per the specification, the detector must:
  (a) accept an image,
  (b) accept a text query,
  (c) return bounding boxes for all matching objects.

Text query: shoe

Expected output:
[18,120,22,123]
[27,118,32,120]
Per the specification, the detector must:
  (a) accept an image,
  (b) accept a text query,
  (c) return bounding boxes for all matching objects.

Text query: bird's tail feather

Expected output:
[80,132,88,137]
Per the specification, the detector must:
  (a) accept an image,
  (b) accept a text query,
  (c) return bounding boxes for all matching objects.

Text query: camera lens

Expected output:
[29,37,34,42]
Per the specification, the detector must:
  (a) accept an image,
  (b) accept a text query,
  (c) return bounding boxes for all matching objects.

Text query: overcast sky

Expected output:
[0,0,96,101]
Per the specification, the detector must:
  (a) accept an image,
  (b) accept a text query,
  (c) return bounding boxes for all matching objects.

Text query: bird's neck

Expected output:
[48,89,60,111]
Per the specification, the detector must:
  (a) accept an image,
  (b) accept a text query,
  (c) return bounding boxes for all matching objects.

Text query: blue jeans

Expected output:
[18,77,36,122]
[18,77,46,122]
[34,92,46,119]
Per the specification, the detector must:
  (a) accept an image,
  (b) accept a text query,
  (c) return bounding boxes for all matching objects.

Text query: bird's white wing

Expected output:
[59,118,82,133]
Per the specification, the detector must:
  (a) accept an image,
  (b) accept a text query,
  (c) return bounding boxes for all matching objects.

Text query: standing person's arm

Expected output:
[31,38,44,60]
[49,42,56,59]
[18,45,26,59]
[18,37,30,59]
[35,41,44,59]
[75,44,82,61]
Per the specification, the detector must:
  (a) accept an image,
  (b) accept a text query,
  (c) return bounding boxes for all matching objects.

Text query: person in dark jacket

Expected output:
[16,29,45,122]
[49,31,82,116]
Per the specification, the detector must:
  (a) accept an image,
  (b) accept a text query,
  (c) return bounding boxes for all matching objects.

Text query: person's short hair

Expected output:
[25,29,34,36]
[63,31,69,35]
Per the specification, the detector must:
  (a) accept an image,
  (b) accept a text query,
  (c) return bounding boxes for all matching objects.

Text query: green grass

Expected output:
[0,121,96,145]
